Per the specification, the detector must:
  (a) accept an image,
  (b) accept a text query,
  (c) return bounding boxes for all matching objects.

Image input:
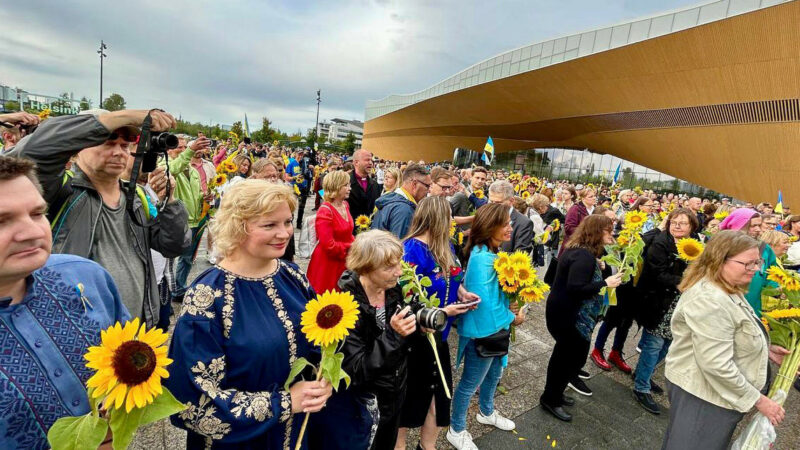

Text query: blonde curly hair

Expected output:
[211,180,297,258]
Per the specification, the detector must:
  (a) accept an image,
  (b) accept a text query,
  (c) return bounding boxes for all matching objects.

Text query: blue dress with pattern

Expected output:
[166,261,317,450]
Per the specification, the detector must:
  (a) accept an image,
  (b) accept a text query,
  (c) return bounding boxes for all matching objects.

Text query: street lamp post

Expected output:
[97,40,108,108]
[313,89,321,164]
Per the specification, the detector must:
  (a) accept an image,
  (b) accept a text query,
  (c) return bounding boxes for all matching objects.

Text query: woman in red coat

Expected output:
[308,170,355,294]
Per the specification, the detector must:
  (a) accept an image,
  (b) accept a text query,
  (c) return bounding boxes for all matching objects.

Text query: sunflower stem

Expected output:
[293,367,324,450]
[427,332,451,399]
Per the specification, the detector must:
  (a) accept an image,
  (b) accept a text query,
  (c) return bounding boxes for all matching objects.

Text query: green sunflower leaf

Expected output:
[47,413,108,450]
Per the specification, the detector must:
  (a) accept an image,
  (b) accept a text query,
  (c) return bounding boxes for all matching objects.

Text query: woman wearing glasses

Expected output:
[662,231,788,449]
[631,208,698,415]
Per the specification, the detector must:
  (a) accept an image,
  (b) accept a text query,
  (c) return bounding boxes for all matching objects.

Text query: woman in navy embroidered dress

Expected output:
[396,196,479,450]
[166,180,333,450]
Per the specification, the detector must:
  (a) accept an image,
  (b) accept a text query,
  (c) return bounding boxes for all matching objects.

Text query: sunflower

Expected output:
[457,232,464,245]
[676,238,704,262]
[766,266,800,291]
[514,264,535,286]
[494,252,511,272]
[763,308,800,320]
[85,318,172,413]
[519,286,544,303]
[714,211,730,221]
[623,210,649,230]
[521,191,530,200]
[212,173,227,187]
[356,215,371,229]
[617,233,630,247]
[551,219,560,232]
[473,189,484,199]
[509,251,531,267]
[301,290,360,347]
[222,161,238,173]
[294,185,301,195]
[499,264,517,282]
[449,220,457,238]
[38,108,51,119]
[761,317,770,331]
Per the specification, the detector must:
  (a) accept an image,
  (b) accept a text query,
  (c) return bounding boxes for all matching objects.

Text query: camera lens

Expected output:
[150,132,178,150]
[416,307,447,332]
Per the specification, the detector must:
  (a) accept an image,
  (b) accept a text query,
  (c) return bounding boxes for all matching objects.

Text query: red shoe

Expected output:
[590,349,612,371]
[608,350,632,374]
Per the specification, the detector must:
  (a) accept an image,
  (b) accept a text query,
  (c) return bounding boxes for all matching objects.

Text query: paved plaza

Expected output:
[131,199,799,450]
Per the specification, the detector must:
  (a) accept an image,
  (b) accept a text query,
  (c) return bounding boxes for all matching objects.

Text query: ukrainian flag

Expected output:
[775,190,784,214]
[483,136,494,166]
[243,114,251,138]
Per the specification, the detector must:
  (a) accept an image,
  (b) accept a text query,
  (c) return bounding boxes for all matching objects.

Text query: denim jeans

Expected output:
[633,329,671,393]
[450,340,504,432]
[173,226,202,299]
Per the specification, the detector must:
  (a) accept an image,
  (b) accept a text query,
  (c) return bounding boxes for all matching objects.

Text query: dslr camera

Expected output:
[403,298,447,332]
[140,131,179,172]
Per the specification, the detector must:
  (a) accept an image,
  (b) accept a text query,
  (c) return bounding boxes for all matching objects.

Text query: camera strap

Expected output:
[127,113,153,227]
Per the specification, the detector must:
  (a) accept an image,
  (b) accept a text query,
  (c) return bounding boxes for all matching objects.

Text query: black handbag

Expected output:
[474,328,511,358]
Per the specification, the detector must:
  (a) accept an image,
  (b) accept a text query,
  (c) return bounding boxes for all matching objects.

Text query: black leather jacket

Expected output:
[338,270,410,402]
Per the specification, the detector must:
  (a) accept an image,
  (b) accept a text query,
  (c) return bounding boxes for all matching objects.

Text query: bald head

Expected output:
[352,150,373,177]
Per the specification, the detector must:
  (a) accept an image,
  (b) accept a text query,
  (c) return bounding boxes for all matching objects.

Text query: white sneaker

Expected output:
[476,410,516,431]
[446,427,479,450]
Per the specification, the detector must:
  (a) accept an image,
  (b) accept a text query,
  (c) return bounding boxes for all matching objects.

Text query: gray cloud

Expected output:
[1,0,699,132]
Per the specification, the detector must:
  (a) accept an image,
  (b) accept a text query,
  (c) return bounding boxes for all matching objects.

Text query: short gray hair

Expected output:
[402,163,430,183]
[488,180,514,201]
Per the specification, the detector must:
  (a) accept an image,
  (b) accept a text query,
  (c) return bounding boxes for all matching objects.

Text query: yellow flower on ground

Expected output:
[356,215,371,229]
[623,210,648,229]
[494,252,511,272]
[85,318,172,413]
[676,238,704,262]
[473,189,484,199]
[301,290,360,347]
[509,251,531,267]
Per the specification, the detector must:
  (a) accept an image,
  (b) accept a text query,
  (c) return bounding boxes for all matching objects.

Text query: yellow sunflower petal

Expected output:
[110,383,128,410]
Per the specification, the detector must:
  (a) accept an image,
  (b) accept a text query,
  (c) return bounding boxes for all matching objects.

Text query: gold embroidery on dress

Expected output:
[191,357,230,401]
[222,274,235,338]
[178,394,232,440]
[181,284,222,319]
[231,391,274,422]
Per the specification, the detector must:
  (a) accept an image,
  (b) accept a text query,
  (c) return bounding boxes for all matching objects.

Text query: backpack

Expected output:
[296,204,330,259]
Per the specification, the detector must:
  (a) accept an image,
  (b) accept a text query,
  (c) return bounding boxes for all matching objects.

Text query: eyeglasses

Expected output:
[415,179,431,189]
[727,258,764,271]
[436,183,453,191]
[670,221,691,228]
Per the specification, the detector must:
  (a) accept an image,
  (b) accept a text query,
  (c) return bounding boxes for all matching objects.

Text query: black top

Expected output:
[546,247,609,327]
[541,205,566,250]
[348,171,381,222]
[338,270,409,401]
[635,231,688,329]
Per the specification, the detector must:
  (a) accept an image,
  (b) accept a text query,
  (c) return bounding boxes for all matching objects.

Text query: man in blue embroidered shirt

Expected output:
[0,157,129,449]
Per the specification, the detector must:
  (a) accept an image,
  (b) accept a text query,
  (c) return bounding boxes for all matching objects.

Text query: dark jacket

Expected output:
[16,114,190,327]
[541,205,566,251]
[500,208,534,254]
[635,231,688,330]
[349,171,381,221]
[338,270,410,405]
[560,202,590,257]
[546,248,610,333]
[372,192,416,239]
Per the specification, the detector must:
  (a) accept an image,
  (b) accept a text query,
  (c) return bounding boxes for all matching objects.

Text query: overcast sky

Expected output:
[1,0,700,133]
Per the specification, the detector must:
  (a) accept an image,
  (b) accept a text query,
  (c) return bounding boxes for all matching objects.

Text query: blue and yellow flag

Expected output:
[612,162,621,184]
[775,190,784,215]
[243,114,251,138]
[482,136,494,166]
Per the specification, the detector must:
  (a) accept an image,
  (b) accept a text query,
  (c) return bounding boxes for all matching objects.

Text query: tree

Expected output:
[102,93,126,111]
[342,132,357,155]
[251,116,274,143]
[230,121,244,141]
[79,96,91,111]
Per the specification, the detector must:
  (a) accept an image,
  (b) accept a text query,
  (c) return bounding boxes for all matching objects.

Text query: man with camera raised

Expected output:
[14,108,190,328]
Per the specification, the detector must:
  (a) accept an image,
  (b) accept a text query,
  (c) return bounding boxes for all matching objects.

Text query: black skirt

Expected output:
[398,332,453,428]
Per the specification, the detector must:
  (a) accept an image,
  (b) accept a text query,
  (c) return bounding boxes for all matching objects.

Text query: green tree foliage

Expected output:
[79,97,91,111]
[102,93,126,111]
[172,119,230,140]
[342,132,357,155]
[230,121,244,140]
[251,117,274,143]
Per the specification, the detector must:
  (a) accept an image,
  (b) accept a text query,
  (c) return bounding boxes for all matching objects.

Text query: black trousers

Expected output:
[541,320,590,406]
[296,189,309,229]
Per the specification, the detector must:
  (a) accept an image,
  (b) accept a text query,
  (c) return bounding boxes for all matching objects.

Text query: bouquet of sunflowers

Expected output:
[493,251,550,341]
[449,220,464,246]
[600,211,648,305]
[737,265,800,449]
[47,319,184,450]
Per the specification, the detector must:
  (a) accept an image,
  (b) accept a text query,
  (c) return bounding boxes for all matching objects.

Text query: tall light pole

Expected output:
[97,40,108,108]
[314,89,321,164]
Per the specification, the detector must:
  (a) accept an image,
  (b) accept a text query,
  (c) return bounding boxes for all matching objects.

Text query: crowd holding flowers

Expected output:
[1,108,800,450]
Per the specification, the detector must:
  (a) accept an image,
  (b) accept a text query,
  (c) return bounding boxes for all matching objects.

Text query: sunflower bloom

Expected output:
[766,266,800,292]
[85,318,172,413]
[763,308,800,320]
[301,290,360,347]
[514,264,535,287]
[623,210,648,230]
[494,252,511,272]
[213,173,227,187]
[473,189,484,199]
[509,251,531,267]
[356,215,371,229]
[676,238,704,262]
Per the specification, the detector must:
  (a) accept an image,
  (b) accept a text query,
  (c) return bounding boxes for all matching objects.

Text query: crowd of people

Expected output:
[0,107,797,450]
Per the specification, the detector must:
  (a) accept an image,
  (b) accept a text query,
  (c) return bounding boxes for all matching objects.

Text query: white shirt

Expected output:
[376,168,384,184]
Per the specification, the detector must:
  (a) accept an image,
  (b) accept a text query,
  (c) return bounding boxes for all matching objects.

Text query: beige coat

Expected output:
[665,278,769,413]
